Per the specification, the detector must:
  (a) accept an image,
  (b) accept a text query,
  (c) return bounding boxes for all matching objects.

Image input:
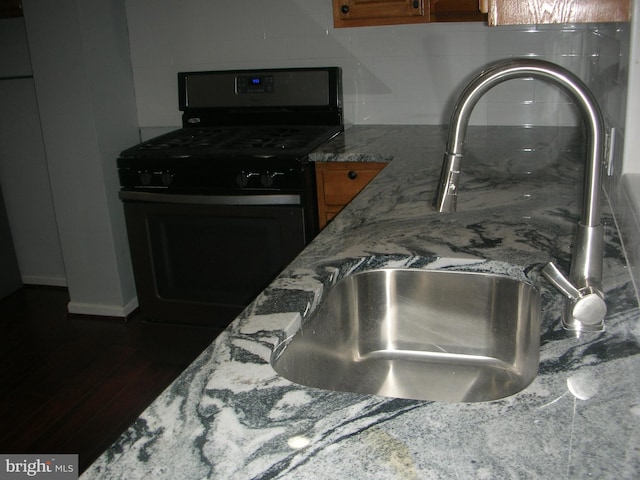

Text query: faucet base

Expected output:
[562,303,605,332]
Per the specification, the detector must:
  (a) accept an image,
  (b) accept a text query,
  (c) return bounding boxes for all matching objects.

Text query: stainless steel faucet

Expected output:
[435,58,606,332]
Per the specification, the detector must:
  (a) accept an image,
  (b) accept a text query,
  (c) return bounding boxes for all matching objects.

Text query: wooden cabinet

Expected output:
[332,0,486,27]
[430,0,487,22]
[0,0,22,18]
[481,0,631,25]
[332,0,430,28]
[316,161,387,229]
[332,0,631,27]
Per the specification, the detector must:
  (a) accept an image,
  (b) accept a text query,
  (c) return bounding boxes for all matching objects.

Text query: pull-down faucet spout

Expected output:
[435,58,606,332]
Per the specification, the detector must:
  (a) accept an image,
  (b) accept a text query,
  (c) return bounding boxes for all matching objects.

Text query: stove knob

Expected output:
[261,173,274,188]
[139,170,152,186]
[161,171,174,186]
[261,171,284,188]
[236,171,258,187]
[236,173,246,187]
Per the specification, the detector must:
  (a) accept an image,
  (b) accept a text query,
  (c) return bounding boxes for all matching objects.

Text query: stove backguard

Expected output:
[178,67,342,127]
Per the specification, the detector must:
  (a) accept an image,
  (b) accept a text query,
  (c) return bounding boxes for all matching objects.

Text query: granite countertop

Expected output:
[84,125,640,479]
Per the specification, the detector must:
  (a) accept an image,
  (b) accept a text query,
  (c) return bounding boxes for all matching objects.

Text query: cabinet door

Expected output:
[483,0,630,25]
[0,0,22,18]
[430,0,487,22]
[333,0,429,28]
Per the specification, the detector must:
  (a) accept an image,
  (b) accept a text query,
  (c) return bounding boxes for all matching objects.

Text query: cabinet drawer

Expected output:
[322,167,382,205]
[316,161,386,229]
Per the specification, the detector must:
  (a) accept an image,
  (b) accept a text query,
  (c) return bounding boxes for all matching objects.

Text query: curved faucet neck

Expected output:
[436,58,608,332]
[440,59,605,228]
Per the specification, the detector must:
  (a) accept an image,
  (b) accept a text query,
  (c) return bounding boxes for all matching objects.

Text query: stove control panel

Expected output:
[119,166,303,193]
[137,169,175,187]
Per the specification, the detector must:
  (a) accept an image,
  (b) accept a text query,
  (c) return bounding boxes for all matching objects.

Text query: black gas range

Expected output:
[118,67,342,326]
[118,67,342,195]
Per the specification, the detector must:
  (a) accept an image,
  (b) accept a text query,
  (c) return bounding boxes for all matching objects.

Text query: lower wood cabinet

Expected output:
[316,161,387,229]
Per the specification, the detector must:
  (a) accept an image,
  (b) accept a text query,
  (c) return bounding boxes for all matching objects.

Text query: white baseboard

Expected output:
[21,275,67,287]
[67,296,139,318]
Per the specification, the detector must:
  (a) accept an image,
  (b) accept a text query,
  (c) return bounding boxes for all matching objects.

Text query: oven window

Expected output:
[123,201,307,323]
[149,214,288,306]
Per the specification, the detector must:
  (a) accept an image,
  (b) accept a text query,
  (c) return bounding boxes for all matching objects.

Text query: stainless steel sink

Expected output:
[271,269,541,403]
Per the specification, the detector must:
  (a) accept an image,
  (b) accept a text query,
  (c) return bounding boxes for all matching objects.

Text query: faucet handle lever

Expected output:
[541,262,606,330]
[541,262,581,299]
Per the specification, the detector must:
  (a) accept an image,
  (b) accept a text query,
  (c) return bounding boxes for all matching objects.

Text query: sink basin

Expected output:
[271,269,541,403]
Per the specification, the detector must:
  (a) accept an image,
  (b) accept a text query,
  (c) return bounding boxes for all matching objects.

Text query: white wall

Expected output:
[616,0,640,295]
[623,0,640,176]
[22,0,140,316]
[0,18,66,286]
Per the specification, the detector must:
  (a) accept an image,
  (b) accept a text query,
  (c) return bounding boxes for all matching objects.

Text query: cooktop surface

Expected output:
[120,125,343,161]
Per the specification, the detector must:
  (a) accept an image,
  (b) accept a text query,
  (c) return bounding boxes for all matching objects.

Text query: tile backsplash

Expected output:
[124,1,628,132]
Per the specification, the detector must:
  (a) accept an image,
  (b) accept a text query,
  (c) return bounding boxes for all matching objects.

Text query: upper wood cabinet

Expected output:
[333,0,631,27]
[480,0,631,25]
[332,0,430,28]
[430,0,487,22]
[332,0,487,27]
[0,0,22,18]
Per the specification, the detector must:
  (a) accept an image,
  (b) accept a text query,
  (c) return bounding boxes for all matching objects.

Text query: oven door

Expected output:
[121,192,307,326]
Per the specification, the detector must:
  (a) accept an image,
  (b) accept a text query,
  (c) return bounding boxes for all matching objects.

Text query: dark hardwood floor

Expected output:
[0,285,224,474]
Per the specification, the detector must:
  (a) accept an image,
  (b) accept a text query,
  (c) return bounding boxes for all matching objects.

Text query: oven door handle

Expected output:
[119,191,301,206]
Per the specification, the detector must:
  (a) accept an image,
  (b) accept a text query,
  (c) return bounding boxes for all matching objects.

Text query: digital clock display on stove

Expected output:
[236,74,274,94]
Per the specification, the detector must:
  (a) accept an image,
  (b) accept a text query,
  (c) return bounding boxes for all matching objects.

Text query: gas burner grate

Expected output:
[138,128,234,151]
[227,128,315,151]
[133,126,337,156]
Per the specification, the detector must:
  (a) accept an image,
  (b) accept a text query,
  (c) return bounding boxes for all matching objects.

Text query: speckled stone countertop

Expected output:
[83,125,640,479]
